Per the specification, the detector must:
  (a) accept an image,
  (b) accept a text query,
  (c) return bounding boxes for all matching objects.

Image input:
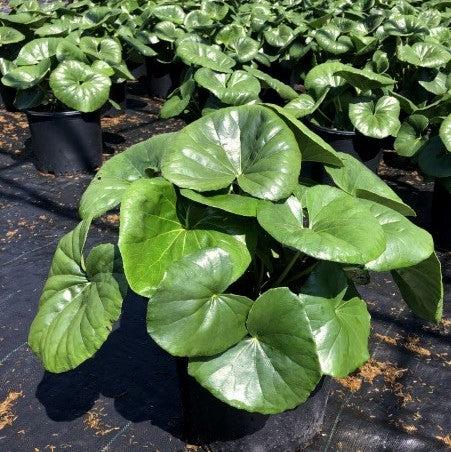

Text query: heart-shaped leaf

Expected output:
[184,10,213,31]
[50,60,111,112]
[314,25,353,55]
[147,247,252,357]
[79,132,176,219]
[0,26,25,46]
[153,5,185,24]
[56,40,89,63]
[439,114,451,152]
[397,42,451,68]
[194,68,260,105]
[364,201,433,271]
[419,71,450,95]
[1,59,50,89]
[162,105,301,201]
[300,262,370,378]
[349,96,401,139]
[392,253,443,323]
[283,92,328,119]
[394,115,429,157]
[264,24,295,47]
[119,178,251,296]
[304,61,346,97]
[230,36,260,63]
[28,219,126,373]
[80,37,122,64]
[176,41,235,73]
[325,152,416,216]
[188,287,322,414]
[257,185,386,265]
[16,38,61,65]
[215,24,246,46]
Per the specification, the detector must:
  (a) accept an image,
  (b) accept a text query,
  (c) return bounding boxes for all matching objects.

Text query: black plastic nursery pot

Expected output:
[0,85,17,112]
[309,122,383,172]
[177,360,331,451]
[102,82,127,116]
[26,109,103,175]
[432,180,451,251]
[145,57,181,98]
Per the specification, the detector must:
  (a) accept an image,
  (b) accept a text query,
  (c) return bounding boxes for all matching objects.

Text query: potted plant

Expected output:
[1,34,133,174]
[284,61,399,172]
[29,105,442,449]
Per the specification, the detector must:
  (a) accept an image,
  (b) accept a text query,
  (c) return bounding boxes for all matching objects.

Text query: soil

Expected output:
[0,84,450,451]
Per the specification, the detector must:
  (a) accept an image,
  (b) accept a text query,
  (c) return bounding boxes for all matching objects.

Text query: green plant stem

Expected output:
[274,251,302,286]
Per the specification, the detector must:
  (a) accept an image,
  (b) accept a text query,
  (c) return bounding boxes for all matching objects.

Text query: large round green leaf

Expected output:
[80,37,122,64]
[49,60,111,112]
[79,132,176,219]
[264,24,295,48]
[28,220,126,373]
[153,5,185,24]
[194,68,260,105]
[257,185,386,265]
[176,41,235,73]
[349,96,401,139]
[439,114,451,152]
[230,36,260,63]
[15,38,61,65]
[184,10,213,31]
[161,105,301,201]
[1,59,50,90]
[397,42,451,68]
[325,152,415,216]
[394,115,429,157]
[364,202,434,271]
[118,178,251,296]
[300,262,370,378]
[419,71,450,96]
[0,26,25,46]
[188,287,322,414]
[147,248,252,357]
[392,253,443,323]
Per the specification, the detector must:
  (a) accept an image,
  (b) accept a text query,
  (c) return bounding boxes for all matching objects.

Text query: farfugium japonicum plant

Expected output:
[29,104,443,414]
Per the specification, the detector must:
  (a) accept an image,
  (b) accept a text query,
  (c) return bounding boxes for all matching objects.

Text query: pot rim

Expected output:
[308,121,356,137]
[25,109,98,118]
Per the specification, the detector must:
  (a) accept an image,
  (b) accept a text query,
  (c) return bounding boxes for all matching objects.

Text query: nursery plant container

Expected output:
[26,110,102,175]
[102,82,127,116]
[432,180,451,251]
[177,360,331,451]
[309,123,383,172]
[0,85,17,112]
[145,57,181,98]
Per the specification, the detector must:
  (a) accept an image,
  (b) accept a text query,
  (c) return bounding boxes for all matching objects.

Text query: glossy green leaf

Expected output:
[184,10,213,30]
[397,42,451,68]
[162,105,301,201]
[176,41,235,73]
[160,76,195,118]
[315,25,353,55]
[266,104,343,167]
[245,67,298,101]
[118,178,251,296]
[80,37,122,64]
[304,61,346,97]
[230,36,260,63]
[364,202,433,271]
[215,24,246,46]
[392,253,443,323]
[283,91,328,119]
[264,24,295,47]
[28,220,126,373]
[14,86,45,109]
[153,5,185,24]
[50,60,111,112]
[325,152,416,216]
[439,115,451,152]
[335,66,395,91]
[194,68,260,105]
[147,248,252,357]
[257,185,386,265]
[188,287,322,414]
[349,96,401,139]
[394,115,429,157]
[419,71,450,95]
[0,26,25,46]
[56,40,88,63]
[1,59,50,89]
[16,38,61,65]
[79,132,176,219]
[300,262,370,377]
[180,189,260,217]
